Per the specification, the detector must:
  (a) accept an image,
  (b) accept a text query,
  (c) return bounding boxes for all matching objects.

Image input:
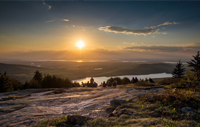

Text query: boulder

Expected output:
[181,107,194,113]
[67,115,91,125]
[110,99,126,106]
[105,106,115,114]
[116,109,133,117]
[111,109,133,117]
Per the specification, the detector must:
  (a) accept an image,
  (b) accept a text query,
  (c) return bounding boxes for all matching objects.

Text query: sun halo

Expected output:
[76,40,85,49]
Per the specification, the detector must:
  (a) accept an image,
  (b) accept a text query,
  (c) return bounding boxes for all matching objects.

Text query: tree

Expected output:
[172,60,185,78]
[0,73,22,92]
[33,70,43,83]
[187,51,200,79]
[122,77,130,84]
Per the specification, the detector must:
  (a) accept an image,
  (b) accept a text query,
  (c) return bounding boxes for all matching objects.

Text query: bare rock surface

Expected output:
[0,87,165,127]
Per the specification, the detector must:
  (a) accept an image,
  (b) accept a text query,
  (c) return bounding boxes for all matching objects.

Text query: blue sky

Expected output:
[0,1,200,61]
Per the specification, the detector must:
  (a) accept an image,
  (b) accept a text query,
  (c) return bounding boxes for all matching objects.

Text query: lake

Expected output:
[73,73,172,85]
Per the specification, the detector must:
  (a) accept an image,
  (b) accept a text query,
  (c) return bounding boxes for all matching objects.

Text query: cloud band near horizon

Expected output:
[124,42,200,52]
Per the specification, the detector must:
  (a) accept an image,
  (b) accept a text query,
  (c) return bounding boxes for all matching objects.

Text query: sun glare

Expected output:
[76,40,85,49]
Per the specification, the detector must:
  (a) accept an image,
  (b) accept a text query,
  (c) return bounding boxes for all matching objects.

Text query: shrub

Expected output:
[34,116,68,127]
[72,82,81,87]
[107,77,122,85]
[159,78,182,85]
[113,77,122,85]
[140,89,199,110]
[121,77,130,84]
[170,72,200,90]
[107,77,114,84]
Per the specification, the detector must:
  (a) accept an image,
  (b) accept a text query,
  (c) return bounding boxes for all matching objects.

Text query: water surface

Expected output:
[73,73,172,85]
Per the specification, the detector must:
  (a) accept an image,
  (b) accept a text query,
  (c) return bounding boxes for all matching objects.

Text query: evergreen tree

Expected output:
[187,51,200,79]
[33,70,43,83]
[172,60,185,78]
[122,77,130,84]
[0,73,22,92]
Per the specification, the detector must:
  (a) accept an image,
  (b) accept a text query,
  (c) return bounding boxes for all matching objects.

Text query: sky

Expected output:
[0,1,200,61]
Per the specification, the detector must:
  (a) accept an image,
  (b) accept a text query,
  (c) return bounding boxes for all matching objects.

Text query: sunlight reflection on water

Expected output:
[73,73,172,85]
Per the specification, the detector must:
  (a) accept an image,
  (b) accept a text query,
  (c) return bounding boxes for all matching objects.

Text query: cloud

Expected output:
[62,19,69,22]
[99,21,178,35]
[99,26,158,35]
[186,42,200,47]
[157,21,179,27]
[123,42,143,46]
[124,42,200,52]
[42,0,51,10]
[125,46,183,52]
[44,20,55,23]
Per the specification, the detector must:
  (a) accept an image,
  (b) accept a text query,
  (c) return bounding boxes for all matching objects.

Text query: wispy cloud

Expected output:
[44,20,55,23]
[99,21,178,35]
[99,26,158,35]
[158,21,179,26]
[42,0,51,10]
[150,21,179,28]
[62,19,69,22]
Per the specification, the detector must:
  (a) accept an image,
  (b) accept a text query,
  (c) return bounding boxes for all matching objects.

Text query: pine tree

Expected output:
[187,51,200,79]
[172,60,185,78]
[33,70,43,83]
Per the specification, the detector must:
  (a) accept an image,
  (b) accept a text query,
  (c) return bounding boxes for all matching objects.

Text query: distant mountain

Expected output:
[0,63,49,83]
[0,62,189,83]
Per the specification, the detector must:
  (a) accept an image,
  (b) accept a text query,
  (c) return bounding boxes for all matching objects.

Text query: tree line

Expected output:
[0,71,80,92]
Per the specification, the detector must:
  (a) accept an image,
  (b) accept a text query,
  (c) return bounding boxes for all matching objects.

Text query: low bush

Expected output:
[34,116,68,127]
[159,78,182,85]
[72,82,81,87]
[140,89,200,110]
[170,72,200,91]
[121,77,130,84]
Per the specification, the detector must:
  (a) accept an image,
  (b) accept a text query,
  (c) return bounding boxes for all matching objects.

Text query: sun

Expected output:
[76,40,85,49]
